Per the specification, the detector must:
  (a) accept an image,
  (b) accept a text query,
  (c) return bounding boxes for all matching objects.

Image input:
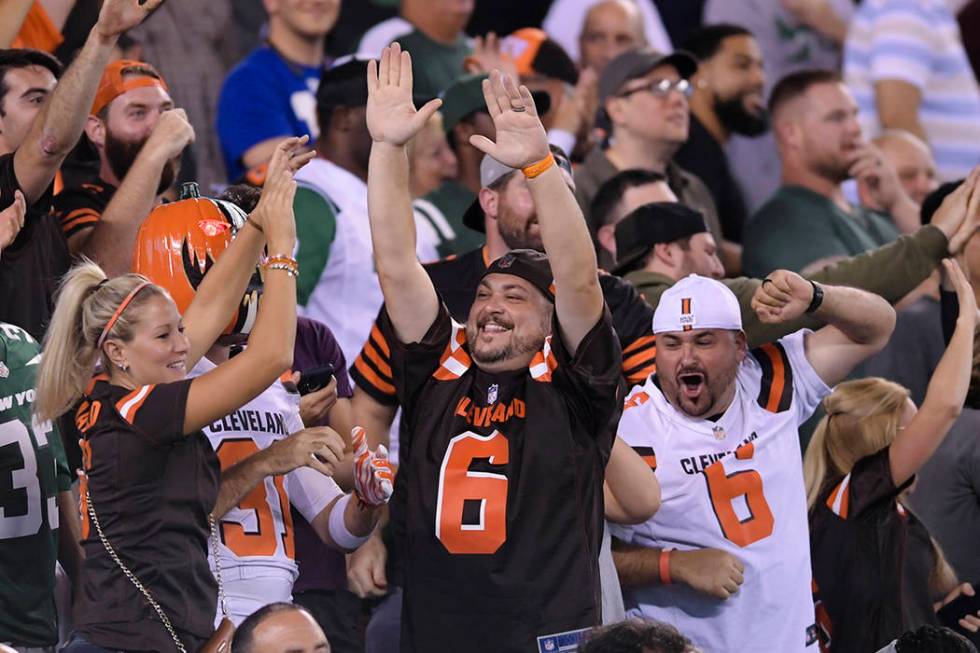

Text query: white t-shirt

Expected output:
[611,330,830,652]
[191,359,344,619]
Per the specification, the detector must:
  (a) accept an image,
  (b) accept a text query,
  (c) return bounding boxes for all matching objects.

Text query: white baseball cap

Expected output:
[652,274,743,335]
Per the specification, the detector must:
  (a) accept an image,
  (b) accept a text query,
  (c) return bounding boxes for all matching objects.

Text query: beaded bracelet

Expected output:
[265,262,298,278]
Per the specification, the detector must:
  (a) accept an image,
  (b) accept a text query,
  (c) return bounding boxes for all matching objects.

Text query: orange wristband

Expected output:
[660,548,673,585]
[521,152,555,179]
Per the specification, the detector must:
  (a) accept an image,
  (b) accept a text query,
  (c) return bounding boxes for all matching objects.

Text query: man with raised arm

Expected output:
[611,271,896,652]
[364,44,625,653]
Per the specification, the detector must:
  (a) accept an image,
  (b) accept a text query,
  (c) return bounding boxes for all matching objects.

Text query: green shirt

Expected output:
[414,180,484,258]
[743,185,901,278]
[293,185,339,307]
[395,30,471,97]
[0,323,70,646]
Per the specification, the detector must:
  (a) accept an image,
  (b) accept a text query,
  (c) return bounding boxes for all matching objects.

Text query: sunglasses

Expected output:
[618,78,692,99]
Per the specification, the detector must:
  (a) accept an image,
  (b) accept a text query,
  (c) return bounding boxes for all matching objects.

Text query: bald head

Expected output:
[874,130,938,205]
[233,604,330,653]
[579,0,646,73]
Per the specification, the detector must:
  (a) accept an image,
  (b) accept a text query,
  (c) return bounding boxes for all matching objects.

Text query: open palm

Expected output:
[469,70,550,169]
[367,43,442,147]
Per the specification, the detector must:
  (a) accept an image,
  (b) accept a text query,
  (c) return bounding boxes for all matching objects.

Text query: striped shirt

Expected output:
[844,0,980,181]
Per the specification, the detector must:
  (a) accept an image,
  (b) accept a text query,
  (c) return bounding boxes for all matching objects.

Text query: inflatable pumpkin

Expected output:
[132,182,259,336]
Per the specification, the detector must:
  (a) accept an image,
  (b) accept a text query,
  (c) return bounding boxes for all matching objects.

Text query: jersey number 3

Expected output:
[704,443,774,547]
[436,430,509,554]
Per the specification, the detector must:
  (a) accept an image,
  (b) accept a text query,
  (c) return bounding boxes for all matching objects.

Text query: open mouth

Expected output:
[167,360,186,372]
[678,372,705,399]
[479,320,512,337]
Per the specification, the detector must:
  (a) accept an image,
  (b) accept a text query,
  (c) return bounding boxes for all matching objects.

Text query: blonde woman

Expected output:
[804,259,979,652]
[34,139,328,652]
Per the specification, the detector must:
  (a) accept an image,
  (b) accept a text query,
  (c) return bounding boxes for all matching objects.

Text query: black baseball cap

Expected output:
[462,145,574,233]
[481,249,554,301]
[613,202,708,275]
[316,57,370,111]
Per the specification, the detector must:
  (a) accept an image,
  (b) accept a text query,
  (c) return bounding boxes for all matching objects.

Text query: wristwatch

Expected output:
[805,280,824,314]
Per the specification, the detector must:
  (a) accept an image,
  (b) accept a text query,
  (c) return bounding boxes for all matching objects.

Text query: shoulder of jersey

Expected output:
[746,341,794,414]
[0,322,41,369]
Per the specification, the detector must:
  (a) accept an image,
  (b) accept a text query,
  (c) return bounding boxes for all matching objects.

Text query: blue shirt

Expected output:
[217,46,322,181]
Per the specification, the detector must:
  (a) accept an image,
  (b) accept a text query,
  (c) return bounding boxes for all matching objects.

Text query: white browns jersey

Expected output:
[190,360,343,593]
[611,330,830,653]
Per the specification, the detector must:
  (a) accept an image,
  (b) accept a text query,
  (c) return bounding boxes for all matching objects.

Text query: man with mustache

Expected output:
[52,59,194,276]
[611,271,896,652]
[675,24,767,254]
[362,44,625,651]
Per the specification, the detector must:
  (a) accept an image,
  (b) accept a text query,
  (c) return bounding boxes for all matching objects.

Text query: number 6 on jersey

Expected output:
[436,430,509,554]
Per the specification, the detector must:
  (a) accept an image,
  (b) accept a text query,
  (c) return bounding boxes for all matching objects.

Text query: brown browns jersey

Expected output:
[52,178,116,241]
[380,301,623,652]
[809,446,938,653]
[73,374,219,651]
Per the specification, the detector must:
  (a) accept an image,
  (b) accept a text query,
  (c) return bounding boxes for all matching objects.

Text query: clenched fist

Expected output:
[672,547,745,600]
[751,269,818,323]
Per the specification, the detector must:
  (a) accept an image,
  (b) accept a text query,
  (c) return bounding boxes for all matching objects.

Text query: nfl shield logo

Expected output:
[712,425,726,440]
[543,639,556,652]
[487,383,498,404]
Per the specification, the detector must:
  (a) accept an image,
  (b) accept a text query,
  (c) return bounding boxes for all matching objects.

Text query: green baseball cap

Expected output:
[439,73,552,134]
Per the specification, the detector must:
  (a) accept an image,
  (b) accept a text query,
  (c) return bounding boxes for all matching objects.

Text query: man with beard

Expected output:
[347,146,661,651]
[743,69,921,278]
[52,59,194,276]
[574,49,741,275]
[363,45,625,651]
[611,272,895,652]
[675,24,767,252]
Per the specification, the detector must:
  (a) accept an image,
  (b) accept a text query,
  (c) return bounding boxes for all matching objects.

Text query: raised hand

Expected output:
[0,190,26,253]
[464,33,518,77]
[351,426,394,507]
[944,258,977,326]
[751,269,815,323]
[850,143,906,212]
[469,69,550,169]
[946,167,980,255]
[250,136,314,241]
[367,43,443,147]
[95,0,165,41]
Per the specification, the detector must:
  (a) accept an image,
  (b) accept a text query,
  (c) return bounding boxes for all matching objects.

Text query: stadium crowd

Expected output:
[3,0,980,652]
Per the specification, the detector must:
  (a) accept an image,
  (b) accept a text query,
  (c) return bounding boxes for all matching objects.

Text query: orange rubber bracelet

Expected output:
[521,152,555,179]
[660,548,673,585]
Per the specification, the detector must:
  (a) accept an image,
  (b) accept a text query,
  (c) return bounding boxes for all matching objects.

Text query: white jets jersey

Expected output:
[190,359,343,601]
[611,331,830,653]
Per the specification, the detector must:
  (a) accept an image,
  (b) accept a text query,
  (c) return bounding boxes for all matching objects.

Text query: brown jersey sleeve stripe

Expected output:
[353,355,396,395]
[752,342,793,413]
[115,384,155,424]
[60,208,100,236]
[631,445,657,470]
[369,323,391,357]
[622,334,656,356]
[362,338,393,378]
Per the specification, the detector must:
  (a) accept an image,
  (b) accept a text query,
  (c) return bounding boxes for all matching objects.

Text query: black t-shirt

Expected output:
[382,301,623,652]
[673,114,747,243]
[74,375,219,651]
[0,153,71,341]
[809,447,939,653]
[351,246,656,403]
[51,176,116,241]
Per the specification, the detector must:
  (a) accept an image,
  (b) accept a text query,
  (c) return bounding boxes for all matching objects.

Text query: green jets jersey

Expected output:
[0,322,70,646]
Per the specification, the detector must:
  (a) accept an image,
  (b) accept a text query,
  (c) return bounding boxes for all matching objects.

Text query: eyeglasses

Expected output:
[618,78,692,99]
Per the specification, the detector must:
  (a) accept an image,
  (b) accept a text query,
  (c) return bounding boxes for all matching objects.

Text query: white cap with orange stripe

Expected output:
[652,274,742,335]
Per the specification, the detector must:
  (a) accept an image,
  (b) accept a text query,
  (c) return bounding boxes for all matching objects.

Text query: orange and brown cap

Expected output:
[91,59,169,116]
